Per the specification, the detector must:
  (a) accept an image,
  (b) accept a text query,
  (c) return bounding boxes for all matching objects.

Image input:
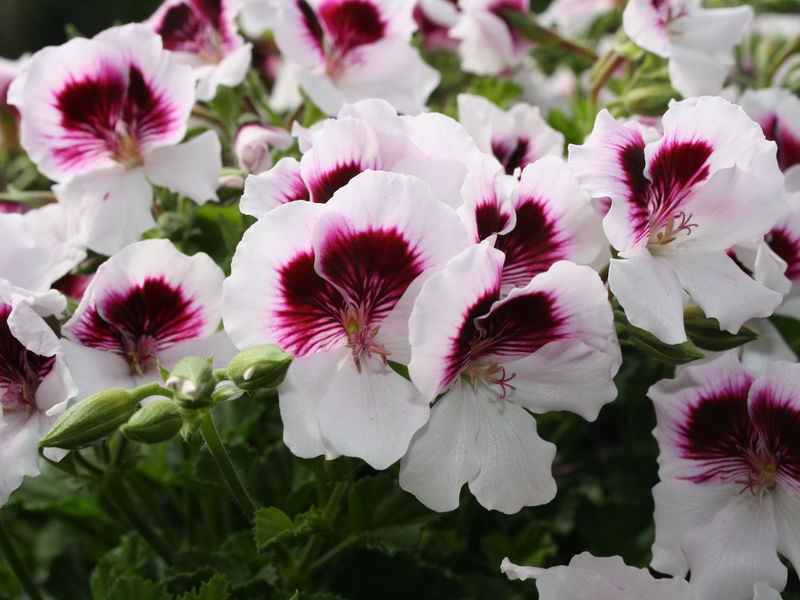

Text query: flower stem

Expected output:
[502,9,598,62]
[763,35,800,86]
[102,478,173,563]
[199,411,256,518]
[130,382,173,404]
[0,518,42,600]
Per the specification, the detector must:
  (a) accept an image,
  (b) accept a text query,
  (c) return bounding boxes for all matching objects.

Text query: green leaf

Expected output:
[109,576,170,600]
[177,574,230,600]
[467,78,522,109]
[629,324,705,365]
[90,535,152,600]
[254,507,295,549]
[684,309,759,351]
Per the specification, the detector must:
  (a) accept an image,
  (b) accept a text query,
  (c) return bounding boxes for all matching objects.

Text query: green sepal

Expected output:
[120,399,183,444]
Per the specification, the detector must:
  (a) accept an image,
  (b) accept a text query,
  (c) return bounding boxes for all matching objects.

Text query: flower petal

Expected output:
[144,130,221,204]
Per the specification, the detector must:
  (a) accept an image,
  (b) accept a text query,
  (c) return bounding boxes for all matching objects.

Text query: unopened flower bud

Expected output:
[166,356,215,409]
[39,388,137,449]
[621,84,677,116]
[227,345,292,391]
[120,399,183,444]
[233,123,293,174]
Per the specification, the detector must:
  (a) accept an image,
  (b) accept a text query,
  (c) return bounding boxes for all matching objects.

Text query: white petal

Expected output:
[144,130,221,204]
[240,157,309,218]
[608,251,689,345]
[399,381,482,512]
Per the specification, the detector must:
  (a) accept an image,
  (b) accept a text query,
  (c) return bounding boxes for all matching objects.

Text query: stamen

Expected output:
[341,305,391,372]
[465,363,517,399]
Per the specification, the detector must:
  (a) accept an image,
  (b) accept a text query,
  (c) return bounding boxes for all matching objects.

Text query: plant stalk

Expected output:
[0,518,43,600]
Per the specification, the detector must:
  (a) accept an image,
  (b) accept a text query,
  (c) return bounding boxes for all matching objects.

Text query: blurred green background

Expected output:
[0,0,162,58]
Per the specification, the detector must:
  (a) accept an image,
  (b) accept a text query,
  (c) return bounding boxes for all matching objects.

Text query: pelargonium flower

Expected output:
[622,0,752,97]
[414,0,460,51]
[8,24,221,255]
[400,244,620,513]
[457,155,607,291]
[223,171,471,469]
[457,94,564,176]
[649,355,800,600]
[541,0,622,37]
[569,97,786,345]
[271,0,439,115]
[148,0,253,100]
[233,123,294,175]
[240,99,483,217]
[500,553,699,599]
[740,88,800,192]
[450,0,530,76]
[61,239,235,398]
[0,288,76,505]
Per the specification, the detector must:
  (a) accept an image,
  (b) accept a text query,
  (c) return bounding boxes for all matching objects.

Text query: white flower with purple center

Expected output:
[8,24,222,256]
[240,98,483,217]
[570,96,787,345]
[622,0,752,97]
[271,0,439,115]
[500,553,700,599]
[457,155,608,292]
[740,88,800,193]
[233,123,294,175]
[457,94,564,176]
[148,0,253,101]
[450,0,530,76]
[61,239,235,399]
[0,290,76,505]
[649,355,800,600]
[224,171,471,469]
[399,244,620,513]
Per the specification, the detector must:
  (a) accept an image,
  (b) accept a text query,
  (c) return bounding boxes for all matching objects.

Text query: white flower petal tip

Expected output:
[648,355,800,599]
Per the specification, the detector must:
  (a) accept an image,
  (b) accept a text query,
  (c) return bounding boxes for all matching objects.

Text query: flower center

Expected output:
[341,305,390,372]
[649,211,697,246]
[738,443,779,495]
[121,334,159,377]
[110,122,143,168]
[464,362,517,399]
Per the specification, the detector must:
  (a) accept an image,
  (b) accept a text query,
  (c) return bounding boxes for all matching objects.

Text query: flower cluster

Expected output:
[2,0,800,597]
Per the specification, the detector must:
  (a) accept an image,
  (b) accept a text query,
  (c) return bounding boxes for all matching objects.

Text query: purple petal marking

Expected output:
[71,277,205,373]
[54,64,180,169]
[767,227,800,282]
[276,227,424,358]
[318,0,386,55]
[442,289,499,390]
[776,124,800,173]
[750,387,800,493]
[474,202,512,241]
[298,0,326,53]
[308,161,364,203]
[495,199,566,287]
[491,137,531,175]
[0,303,55,411]
[157,0,234,58]
[618,139,650,243]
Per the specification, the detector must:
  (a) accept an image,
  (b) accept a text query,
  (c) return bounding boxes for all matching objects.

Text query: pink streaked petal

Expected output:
[240,157,310,218]
[747,362,800,493]
[317,351,430,469]
[278,349,344,461]
[499,157,605,290]
[621,0,671,57]
[469,394,557,513]
[144,130,221,204]
[663,249,783,336]
[273,0,326,66]
[456,155,516,242]
[569,110,650,252]
[64,239,223,371]
[608,251,688,345]
[317,171,471,326]
[53,168,155,256]
[222,201,344,354]
[300,117,382,203]
[399,380,482,512]
[318,0,388,54]
[649,354,755,481]
[683,493,785,600]
[408,243,504,398]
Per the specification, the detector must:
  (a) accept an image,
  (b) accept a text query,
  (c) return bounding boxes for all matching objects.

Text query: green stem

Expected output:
[763,35,800,85]
[102,479,173,563]
[130,382,173,404]
[502,9,598,62]
[199,412,256,518]
[0,518,42,600]
[309,533,362,571]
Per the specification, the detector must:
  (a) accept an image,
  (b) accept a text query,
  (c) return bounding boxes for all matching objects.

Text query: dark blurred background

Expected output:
[0,0,162,58]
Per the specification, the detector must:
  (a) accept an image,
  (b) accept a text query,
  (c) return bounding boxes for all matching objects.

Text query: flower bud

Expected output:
[620,84,677,116]
[226,345,292,391]
[233,123,293,175]
[166,356,215,409]
[120,399,183,444]
[39,388,137,449]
